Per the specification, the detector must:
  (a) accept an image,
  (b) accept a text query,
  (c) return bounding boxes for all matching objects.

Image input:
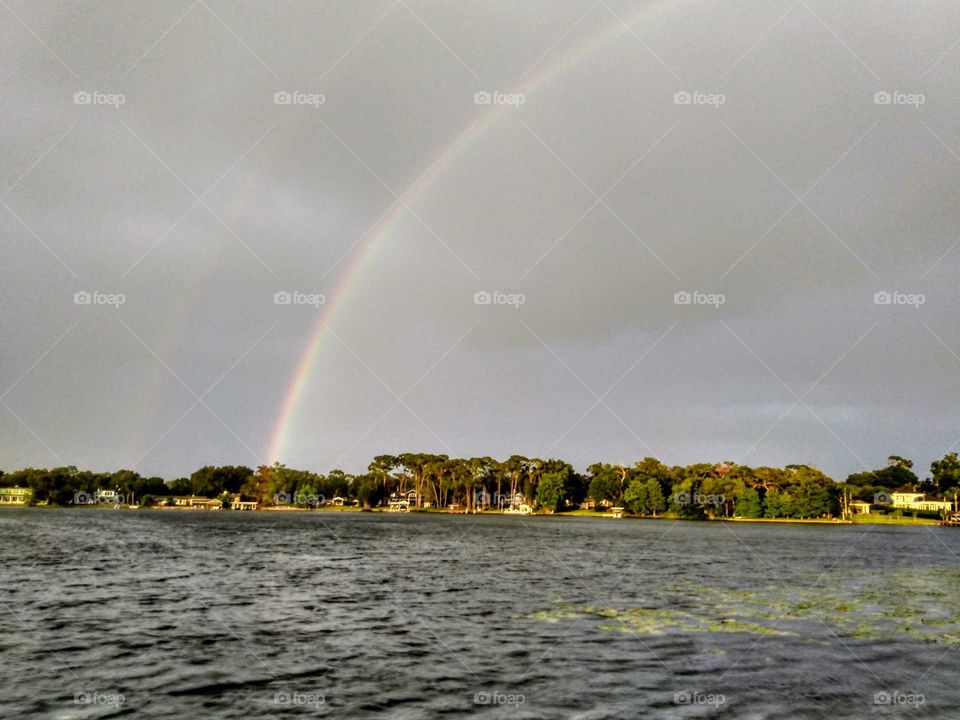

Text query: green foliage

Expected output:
[190,465,253,497]
[845,461,918,491]
[792,481,834,518]
[536,472,566,513]
[0,455,875,522]
[931,452,960,494]
[735,487,763,518]
[624,478,666,516]
[587,465,623,505]
[670,479,705,519]
[764,489,794,518]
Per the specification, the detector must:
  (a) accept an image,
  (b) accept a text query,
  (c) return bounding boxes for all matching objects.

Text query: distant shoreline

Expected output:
[3,504,941,525]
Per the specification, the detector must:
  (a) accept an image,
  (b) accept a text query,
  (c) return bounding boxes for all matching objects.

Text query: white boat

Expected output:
[504,503,533,515]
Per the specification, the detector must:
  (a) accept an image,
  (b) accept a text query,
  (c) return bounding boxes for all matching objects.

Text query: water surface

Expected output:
[3,509,958,718]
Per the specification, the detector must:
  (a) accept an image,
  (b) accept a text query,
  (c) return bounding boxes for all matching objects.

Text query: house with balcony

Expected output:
[0,487,31,505]
[229,494,258,511]
[891,491,954,513]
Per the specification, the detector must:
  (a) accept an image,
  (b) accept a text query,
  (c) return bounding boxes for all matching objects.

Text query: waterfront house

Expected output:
[174,496,215,508]
[891,491,924,506]
[0,487,31,505]
[229,495,258,511]
[95,489,120,504]
[331,496,345,506]
[387,492,410,511]
[891,491,954,513]
[849,500,871,514]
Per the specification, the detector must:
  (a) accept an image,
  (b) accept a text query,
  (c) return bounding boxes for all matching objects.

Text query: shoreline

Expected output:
[2,505,941,525]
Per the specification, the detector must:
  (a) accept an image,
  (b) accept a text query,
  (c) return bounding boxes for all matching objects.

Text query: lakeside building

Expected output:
[0,487,31,505]
[229,495,258,511]
[387,490,417,511]
[849,500,872,514]
[95,489,120,504]
[173,496,222,509]
[891,491,955,513]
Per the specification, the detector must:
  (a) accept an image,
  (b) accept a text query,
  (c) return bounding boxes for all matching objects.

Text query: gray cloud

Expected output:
[3,0,960,482]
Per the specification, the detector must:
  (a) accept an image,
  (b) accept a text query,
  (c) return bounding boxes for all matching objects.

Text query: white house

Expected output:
[0,487,31,505]
[891,491,954,513]
[95,489,120,504]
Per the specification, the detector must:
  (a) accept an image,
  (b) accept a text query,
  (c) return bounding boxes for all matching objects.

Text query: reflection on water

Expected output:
[2,509,959,718]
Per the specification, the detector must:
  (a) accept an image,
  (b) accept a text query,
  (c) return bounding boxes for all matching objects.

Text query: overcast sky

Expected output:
[3,0,960,482]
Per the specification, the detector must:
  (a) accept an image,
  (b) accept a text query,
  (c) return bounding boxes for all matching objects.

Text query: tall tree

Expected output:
[931,453,960,494]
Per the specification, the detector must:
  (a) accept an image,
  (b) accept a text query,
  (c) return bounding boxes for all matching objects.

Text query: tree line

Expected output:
[4,452,960,518]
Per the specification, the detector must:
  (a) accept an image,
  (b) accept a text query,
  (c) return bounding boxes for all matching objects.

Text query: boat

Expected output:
[939,513,960,526]
[504,503,533,515]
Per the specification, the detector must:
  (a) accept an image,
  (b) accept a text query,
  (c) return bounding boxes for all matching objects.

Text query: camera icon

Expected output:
[673,691,692,704]
[74,91,92,105]
[873,91,892,105]
[673,91,692,105]
[274,291,292,305]
[74,291,92,305]
[473,691,491,705]
[474,91,492,105]
[274,492,291,505]
[74,492,94,505]
[674,291,692,305]
[474,291,492,305]
[874,291,891,305]
[274,91,292,105]
[274,690,291,704]
[873,691,891,705]
[873,491,892,506]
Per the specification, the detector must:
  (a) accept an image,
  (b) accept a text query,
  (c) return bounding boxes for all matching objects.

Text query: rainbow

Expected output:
[267,0,683,464]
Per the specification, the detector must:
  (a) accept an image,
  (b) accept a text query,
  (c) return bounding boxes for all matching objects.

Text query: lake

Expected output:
[3,509,959,718]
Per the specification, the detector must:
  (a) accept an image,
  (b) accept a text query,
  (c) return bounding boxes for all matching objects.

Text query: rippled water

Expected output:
[4,509,960,718]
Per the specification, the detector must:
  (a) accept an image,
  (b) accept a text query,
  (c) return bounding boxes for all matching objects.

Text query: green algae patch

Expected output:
[524,566,960,644]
